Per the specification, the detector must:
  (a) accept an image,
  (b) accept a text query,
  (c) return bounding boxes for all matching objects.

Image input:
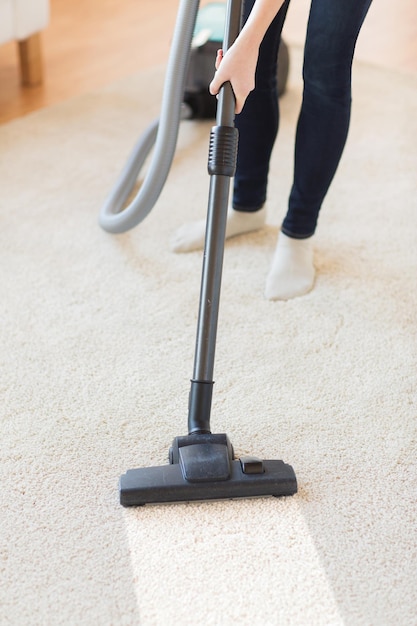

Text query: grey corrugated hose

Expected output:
[99,0,199,233]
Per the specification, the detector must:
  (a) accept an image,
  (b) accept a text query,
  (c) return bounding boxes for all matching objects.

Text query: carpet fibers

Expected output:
[1,47,416,625]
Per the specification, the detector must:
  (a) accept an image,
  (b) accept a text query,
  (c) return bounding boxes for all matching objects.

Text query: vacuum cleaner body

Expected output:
[184,2,289,119]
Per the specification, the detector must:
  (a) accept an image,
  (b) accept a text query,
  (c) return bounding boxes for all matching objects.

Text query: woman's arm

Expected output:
[209,0,286,113]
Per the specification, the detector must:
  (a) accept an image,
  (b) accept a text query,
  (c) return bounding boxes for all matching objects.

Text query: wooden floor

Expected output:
[1,0,416,125]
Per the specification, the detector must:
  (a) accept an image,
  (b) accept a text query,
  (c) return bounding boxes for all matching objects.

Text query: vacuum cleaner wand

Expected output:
[119,0,297,506]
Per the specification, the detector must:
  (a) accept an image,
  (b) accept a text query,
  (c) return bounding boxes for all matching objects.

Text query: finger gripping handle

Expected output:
[207,125,239,177]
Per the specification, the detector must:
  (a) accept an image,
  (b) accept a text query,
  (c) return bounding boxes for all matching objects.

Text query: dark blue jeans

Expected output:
[233,0,372,238]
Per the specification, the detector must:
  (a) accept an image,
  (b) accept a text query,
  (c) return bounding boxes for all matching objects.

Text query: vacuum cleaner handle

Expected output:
[188,0,243,435]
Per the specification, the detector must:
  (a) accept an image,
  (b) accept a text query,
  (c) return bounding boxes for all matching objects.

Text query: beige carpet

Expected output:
[1,47,416,625]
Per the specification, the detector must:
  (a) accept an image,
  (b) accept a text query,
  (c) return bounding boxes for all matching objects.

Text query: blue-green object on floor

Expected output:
[183,1,290,118]
[194,1,226,41]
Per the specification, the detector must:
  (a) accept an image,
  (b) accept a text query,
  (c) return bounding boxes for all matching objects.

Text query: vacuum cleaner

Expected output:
[183,2,289,119]
[102,0,297,505]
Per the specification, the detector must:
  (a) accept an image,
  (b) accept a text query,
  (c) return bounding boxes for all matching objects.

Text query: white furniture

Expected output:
[0,0,49,85]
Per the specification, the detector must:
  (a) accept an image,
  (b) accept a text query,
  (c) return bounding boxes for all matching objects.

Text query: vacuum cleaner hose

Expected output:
[99,0,200,233]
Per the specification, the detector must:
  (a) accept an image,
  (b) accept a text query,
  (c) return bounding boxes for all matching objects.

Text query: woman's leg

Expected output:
[233,0,290,211]
[282,0,373,238]
[170,0,289,253]
[266,0,372,300]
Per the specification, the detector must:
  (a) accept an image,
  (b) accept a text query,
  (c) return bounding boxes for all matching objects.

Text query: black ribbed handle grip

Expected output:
[207,125,239,177]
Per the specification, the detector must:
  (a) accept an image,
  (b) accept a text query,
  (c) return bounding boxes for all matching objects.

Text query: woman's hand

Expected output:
[209,40,259,114]
[208,0,285,114]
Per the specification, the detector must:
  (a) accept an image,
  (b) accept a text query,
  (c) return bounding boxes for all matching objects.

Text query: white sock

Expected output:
[265,232,315,300]
[170,207,266,253]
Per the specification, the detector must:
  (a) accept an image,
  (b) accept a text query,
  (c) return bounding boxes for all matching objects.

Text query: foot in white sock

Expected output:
[265,232,315,300]
[170,207,266,253]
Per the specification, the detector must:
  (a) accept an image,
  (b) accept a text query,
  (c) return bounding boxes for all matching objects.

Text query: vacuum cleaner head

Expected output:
[120,433,297,506]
